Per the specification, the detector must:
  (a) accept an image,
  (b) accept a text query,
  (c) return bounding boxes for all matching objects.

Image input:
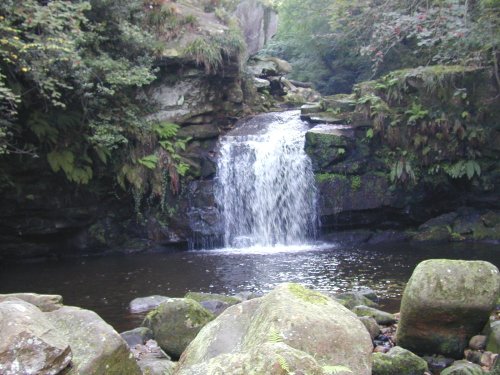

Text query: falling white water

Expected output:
[215,111,318,248]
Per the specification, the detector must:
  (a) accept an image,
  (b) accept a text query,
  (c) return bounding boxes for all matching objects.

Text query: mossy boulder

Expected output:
[46,306,141,375]
[185,292,241,316]
[176,283,373,375]
[184,292,241,305]
[359,316,381,340]
[486,320,500,353]
[335,291,378,310]
[316,172,393,218]
[372,346,429,375]
[304,125,354,172]
[142,298,214,359]
[353,305,397,325]
[397,260,500,358]
[440,360,485,375]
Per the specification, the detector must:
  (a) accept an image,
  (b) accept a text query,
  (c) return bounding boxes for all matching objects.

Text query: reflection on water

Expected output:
[0,242,498,331]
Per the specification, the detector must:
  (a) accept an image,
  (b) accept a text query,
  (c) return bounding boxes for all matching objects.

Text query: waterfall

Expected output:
[215,110,318,248]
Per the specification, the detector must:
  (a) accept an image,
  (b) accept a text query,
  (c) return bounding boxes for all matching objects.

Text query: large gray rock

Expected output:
[0,299,72,375]
[176,283,373,375]
[0,293,63,312]
[397,260,500,358]
[372,346,429,375]
[142,298,214,359]
[46,306,141,374]
[234,0,278,56]
[129,295,170,313]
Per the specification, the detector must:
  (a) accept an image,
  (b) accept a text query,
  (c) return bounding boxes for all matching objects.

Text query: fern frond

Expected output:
[268,327,283,343]
[276,354,291,374]
[322,365,353,374]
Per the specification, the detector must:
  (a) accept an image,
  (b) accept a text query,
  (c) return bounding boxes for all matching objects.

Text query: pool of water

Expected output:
[0,241,498,332]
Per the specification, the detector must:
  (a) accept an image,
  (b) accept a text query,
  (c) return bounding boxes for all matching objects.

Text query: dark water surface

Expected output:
[0,242,498,332]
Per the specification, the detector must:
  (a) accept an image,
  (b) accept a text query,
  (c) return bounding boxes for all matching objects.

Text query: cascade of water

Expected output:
[215,111,318,248]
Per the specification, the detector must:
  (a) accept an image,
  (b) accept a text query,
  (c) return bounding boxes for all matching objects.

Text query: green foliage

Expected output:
[322,365,353,374]
[276,354,291,374]
[184,27,245,73]
[405,103,428,125]
[265,0,500,93]
[444,160,481,180]
[350,175,361,190]
[47,149,93,184]
[268,327,284,343]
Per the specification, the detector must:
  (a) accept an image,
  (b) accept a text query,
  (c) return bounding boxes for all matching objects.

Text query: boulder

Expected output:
[353,305,397,325]
[178,342,337,375]
[469,335,487,351]
[335,291,378,309]
[397,259,500,358]
[359,316,381,340]
[440,360,485,375]
[141,298,214,359]
[185,292,241,316]
[0,293,63,312]
[0,299,72,375]
[253,77,271,89]
[372,346,429,375]
[176,283,373,375]
[247,56,292,77]
[301,103,323,115]
[46,306,141,374]
[184,292,241,305]
[304,125,354,171]
[120,327,154,347]
[487,321,500,353]
[131,340,176,375]
[129,295,170,313]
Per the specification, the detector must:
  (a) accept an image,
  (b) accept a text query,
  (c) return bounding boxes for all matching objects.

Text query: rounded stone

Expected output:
[142,298,214,359]
[397,259,500,358]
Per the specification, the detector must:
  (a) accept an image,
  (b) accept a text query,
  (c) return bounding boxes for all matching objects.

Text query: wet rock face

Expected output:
[176,283,373,375]
[397,259,500,358]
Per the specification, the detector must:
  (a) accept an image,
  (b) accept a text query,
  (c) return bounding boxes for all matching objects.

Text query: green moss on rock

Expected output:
[287,284,329,305]
[397,259,500,358]
[184,292,241,305]
[142,298,214,359]
[372,346,428,375]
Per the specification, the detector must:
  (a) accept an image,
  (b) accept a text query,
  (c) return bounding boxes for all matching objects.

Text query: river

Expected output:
[0,241,498,332]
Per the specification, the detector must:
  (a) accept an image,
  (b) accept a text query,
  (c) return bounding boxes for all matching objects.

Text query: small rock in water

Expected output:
[422,355,455,373]
[129,295,170,313]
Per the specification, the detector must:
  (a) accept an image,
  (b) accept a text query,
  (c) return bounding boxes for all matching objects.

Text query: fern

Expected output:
[138,154,158,169]
[268,327,284,343]
[276,354,291,374]
[322,365,353,374]
[154,122,179,139]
